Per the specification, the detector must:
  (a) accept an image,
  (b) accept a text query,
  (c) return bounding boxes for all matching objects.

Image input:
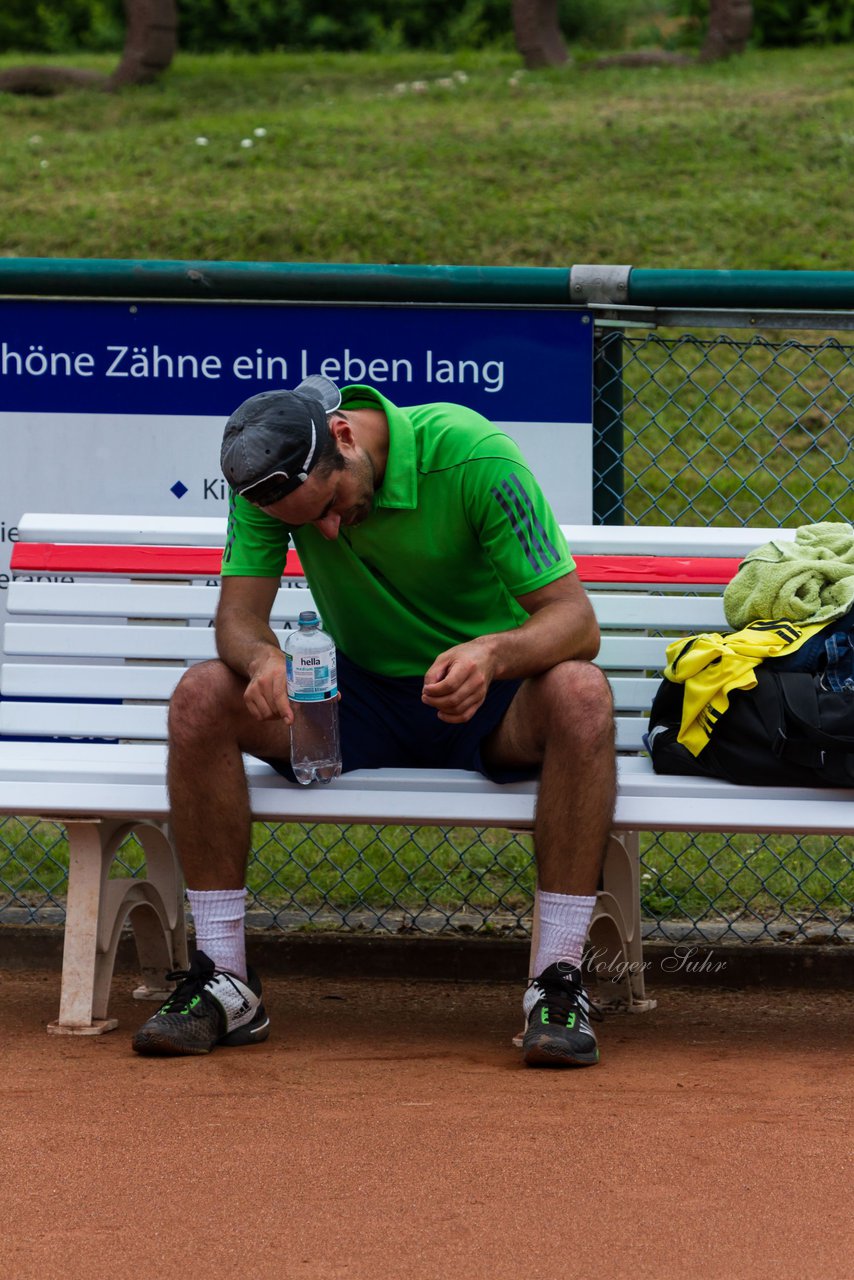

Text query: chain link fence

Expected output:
[595,323,853,526]
[2,313,853,945]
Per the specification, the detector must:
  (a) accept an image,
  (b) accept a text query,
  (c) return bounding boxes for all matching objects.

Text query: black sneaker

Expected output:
[521,961,601,1067]
[131,950,270,1056]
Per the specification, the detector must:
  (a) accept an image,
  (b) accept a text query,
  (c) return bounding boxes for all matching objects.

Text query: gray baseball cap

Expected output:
[220,375,342,506]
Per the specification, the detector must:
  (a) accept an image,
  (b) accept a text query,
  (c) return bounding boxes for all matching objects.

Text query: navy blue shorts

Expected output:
[266,650,534,784]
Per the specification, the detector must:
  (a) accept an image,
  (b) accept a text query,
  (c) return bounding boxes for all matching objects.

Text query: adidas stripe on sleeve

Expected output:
[466,454,574,596]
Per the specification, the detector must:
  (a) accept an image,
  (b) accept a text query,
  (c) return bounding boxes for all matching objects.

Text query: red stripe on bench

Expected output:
[576,555,740,583]
[11,543,742,584]
[9,544,303,577]
[11,544,227,575]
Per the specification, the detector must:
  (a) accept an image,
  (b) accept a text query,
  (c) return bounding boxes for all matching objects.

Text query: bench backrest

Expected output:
[1,516,784,754]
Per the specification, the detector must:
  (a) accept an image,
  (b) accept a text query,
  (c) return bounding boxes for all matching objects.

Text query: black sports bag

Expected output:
[647,668,854,787]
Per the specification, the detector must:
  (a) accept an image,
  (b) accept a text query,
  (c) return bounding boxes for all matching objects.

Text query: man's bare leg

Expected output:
[482,659,616,893]
[132,660,293,1056]
[482,659,616,1066]
[166,659,292,890]
[166,658,293,973]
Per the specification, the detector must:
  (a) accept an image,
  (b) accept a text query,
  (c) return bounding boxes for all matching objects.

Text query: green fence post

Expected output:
[592,327,625,525]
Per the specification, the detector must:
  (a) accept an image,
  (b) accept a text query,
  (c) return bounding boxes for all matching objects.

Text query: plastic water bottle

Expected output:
[284,611,342,785]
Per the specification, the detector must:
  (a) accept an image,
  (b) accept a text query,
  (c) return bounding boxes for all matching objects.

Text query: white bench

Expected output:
[3,515,852,1035]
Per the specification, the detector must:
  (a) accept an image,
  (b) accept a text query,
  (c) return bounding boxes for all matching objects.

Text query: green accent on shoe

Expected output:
[539,1006,576,1029]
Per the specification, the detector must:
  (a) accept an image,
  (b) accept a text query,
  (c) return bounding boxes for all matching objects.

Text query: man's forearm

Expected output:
[477,600,600,683]
[215,607,283,679]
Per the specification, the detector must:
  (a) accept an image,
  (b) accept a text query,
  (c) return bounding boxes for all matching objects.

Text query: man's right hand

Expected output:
[215,576,293,721]
[244,646,293,723]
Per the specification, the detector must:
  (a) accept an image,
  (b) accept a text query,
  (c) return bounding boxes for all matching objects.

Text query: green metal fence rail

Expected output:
[2,262,853,945]
[1,258,853,309]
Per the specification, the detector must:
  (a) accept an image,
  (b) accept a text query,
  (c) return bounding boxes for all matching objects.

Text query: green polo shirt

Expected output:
[222,385,574,677]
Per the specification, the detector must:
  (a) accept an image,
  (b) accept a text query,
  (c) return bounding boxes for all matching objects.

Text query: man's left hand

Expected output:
[422,641,496,723]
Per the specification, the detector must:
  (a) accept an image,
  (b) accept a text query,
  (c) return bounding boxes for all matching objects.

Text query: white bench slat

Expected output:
[0,740,167,767]
[3,622,218,660]
[596,635,679,668]
[16,514,796,557]
[16,513,228,545]
[10,582,220,618]
[0,747,507,796]
[2,580,678,629]
[3,623,680,671]
[0,779,542,826]
[1,663,183,700]
[0,702,166,739]
[593,594,727,629]
[7,581,315,621]
[615,719,648,750]
[0,768,849,835]
[1,741,848,817]
[0,697,651,752]
[614,792,854,836]
[3,622,286,661]
[7,580,730,632]
[562,524,796,557]
[609,677,665,710]
[0,665,662,718]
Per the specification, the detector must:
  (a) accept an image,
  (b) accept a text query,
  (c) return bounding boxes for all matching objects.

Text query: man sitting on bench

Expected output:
[132,376,616,1067]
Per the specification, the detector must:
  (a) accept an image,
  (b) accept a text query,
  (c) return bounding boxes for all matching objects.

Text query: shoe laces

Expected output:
[537,975,603,1027]
[160,957,216,1017]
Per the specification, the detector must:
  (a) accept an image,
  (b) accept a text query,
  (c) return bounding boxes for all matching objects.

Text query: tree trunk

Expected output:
[107,0,178,88]
[700,0,754,61]
[0,0,178,96]
[512,0,569,70]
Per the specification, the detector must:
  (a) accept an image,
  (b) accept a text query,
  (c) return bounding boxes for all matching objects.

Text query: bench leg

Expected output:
[128,822,188,1001]
[47,821,118,1035]
[524,831,656,1013]
[47,818,186,1036]
[590,831,656,1013]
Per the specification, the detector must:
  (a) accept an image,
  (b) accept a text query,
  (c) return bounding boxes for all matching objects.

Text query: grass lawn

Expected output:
[0,45,852,268]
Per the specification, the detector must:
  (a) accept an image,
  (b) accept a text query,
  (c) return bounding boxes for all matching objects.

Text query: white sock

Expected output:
[187,888,248,981]
[533,891,597,974]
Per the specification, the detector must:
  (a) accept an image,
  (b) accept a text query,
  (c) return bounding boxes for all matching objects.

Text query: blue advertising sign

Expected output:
[0,299,591,420]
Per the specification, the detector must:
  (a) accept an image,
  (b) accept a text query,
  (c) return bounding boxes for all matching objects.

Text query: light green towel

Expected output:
[724,522,854,629]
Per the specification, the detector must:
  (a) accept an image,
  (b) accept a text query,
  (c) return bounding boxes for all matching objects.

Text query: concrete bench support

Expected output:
[47,818,187,1035]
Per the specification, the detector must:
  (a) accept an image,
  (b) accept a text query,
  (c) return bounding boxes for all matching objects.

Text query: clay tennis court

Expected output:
[2,968,851,1279]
